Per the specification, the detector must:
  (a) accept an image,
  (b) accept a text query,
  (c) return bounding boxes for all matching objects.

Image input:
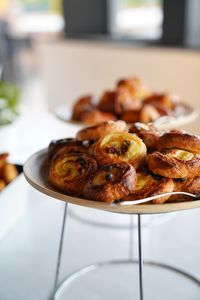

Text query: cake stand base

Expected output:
[54,260,200,300]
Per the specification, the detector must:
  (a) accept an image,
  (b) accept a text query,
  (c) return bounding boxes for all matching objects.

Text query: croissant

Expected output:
[98,91,116,113]
[122,171,174,204]
[147,149,200,178]
[80,109,117,125]
[49,153,98,196]
[91,132,147,168]
[143,93,178,110]
[76,120,127,141]
[121,109,141,123]
[72,95,95,121]
[129,122,161,150]
[83,163,136,203]
[157,131,200,154]
[48,138,87,159]
[117,77,151,100]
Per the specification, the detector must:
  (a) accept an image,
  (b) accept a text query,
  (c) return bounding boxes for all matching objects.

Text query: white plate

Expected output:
[55,103,198,130]
[23,149,200,215]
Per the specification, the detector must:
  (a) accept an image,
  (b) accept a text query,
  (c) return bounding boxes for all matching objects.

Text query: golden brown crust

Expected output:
[76,120,127,141]
[91,132,147,169]
[98,91,116,113]
[0,153,9,169]
[48,138,85,159]
[72,95,95,121]
[121,109,141,123]
[143,93,176,110]
[0,164,18,184]
[83,163,136,203]
[129,122,161,150]
[139,104,162,123]
[122,172,174,204]
[114,87,141,115]
[80,110,117,125]
[168,177,200,202]
[157,131,200,154]
[117,77,151,100]
[49,153,98,197]
[147,149,200,178]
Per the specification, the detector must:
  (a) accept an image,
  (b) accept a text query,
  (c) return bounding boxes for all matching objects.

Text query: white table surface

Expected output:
[0,112,200,300]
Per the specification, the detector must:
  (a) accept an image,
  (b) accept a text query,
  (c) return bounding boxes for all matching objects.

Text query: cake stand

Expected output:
[24,149,200,300]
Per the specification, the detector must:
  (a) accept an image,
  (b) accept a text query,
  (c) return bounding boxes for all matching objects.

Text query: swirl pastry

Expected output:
[129,122,161,150]
[49,153,98,196]
[157,131,200,154]
[83,163,136,203]
[147,149,200,178]
[76,120,127,141]
[72,95,95,121]
[91,132,147,168]
[48,138,87,159]
[122,171,174,204]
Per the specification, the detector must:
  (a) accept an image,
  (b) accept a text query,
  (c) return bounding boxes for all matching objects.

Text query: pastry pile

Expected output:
[72,77,182,125]
[48,121,200,204]
[0,153,18,191]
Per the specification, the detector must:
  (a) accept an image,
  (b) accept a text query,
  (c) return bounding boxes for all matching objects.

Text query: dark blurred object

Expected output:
[162,0,186,45]
[63,0,109,35]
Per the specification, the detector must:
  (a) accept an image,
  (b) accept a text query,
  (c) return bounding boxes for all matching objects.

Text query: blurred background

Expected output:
[0,0,200,114]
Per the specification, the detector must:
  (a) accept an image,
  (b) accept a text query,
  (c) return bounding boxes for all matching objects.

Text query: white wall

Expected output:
[36,39,200,133]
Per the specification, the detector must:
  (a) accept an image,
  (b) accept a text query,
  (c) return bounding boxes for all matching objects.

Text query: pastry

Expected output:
[83,163,136,203]
[76,120,127,141]
[49,153,98,196]
[91,131,147,168]
[80,109,117,124]
[48,138,86,159]
[72,95,95,121]
[117,77,151,100]
[122,171,174,204]
[129,122,161,150]
[147,149,200,178]
[157,131,200,154]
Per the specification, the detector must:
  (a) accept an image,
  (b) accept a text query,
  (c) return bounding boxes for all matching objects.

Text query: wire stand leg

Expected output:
[129,215,134,260]
[52,202,68,299]
[138,214,144,300]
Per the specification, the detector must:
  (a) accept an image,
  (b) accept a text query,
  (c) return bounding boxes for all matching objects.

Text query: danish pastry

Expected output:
[48,138,86,159]
[147,149,200,178]
[49,153,98,196]
[83,163,136,203]
[157,131,200,154]
[122,171,174,204]
[91,132,147,168]
[76,120,127,141]
[168,176,200,202]
[129,122,161,150]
